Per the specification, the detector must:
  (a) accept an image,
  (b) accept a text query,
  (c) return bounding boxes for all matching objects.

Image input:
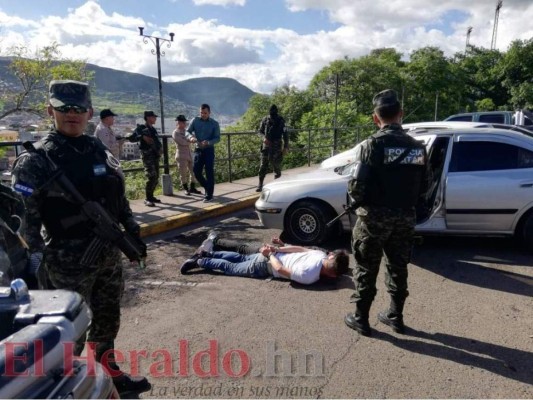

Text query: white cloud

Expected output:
[0,11,39,28]
[0,0,531,94]
[191,0,246,6]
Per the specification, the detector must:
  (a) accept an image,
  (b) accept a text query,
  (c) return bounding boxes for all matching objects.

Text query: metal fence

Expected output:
[0,125,374,184]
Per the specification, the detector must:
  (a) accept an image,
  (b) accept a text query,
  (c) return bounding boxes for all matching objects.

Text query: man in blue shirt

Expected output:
[186,104,221,202]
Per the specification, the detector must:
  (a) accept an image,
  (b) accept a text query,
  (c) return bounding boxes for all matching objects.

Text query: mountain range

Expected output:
[0,57,256,117]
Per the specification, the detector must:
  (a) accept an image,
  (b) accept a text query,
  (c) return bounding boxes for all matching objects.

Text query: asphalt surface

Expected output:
[116,208,533,399]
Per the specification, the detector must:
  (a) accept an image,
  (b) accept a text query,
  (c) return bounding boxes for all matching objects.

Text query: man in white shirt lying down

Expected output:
[180,232,349,285]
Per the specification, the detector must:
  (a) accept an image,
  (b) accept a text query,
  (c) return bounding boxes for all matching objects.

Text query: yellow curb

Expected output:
[139,194,260,237]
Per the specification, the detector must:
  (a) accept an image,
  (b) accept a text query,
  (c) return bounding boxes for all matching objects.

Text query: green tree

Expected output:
[498,39,533,109]
[0,42,93,120]
[402,47,460,121]
[454,45,507,111]
[475,98,496,111]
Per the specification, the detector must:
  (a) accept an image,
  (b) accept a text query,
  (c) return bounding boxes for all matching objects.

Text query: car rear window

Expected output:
[449,141,533,172]
[447,115,473,122]
[479,114,506,123]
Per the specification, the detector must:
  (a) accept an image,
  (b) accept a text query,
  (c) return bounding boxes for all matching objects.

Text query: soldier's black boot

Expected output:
[96,342,151,395]
[183,183,190,195]
[256,177,264,192]
[344,312,371,337]
[378,297,406,334]
[111,368,151,395]
[377,311,405,333]
[189,183,202,194]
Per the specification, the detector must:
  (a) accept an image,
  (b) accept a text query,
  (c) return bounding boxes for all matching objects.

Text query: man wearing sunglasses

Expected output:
[11,80,151,395]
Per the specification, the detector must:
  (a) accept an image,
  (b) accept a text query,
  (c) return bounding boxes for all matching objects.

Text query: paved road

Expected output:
[118,208,533,399]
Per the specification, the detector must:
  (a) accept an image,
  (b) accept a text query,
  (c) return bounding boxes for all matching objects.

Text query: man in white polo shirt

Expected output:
[180,243,349,285]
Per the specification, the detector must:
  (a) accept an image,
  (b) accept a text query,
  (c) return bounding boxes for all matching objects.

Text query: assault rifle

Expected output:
[326,203,357,228]
[23,142,147,268]
[326,192,357,228]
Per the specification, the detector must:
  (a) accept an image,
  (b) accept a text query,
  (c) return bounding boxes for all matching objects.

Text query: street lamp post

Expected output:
[138,27,175,195]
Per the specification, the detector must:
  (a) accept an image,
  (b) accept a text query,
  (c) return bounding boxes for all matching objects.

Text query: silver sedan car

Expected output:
[255,128,533,249]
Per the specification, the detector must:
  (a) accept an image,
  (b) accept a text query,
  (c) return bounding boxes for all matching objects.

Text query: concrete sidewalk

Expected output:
[132,164,318,237]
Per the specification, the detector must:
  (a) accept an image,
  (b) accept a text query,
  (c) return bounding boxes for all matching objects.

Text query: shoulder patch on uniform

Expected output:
[384,147,425,165]
[93,164,107,176]
[13,182,34,196]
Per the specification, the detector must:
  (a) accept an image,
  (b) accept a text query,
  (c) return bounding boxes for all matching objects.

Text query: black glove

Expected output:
[123,220,147,259]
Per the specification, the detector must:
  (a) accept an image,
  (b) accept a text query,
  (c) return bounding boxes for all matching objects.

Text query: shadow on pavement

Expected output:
[412,237,533,297]
[290,273,354,292]
[374,327,533,386]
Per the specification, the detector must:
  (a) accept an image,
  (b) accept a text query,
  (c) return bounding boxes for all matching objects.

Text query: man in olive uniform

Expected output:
[256,104,289,192]
[11,80,151,394]
[130,110,162,207]
[344,89,428,337]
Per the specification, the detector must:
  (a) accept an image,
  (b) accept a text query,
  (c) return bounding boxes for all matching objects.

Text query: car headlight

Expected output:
[260,189,270,202]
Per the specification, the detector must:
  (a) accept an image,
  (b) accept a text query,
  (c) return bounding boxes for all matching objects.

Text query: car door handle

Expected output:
[520,183,533,188]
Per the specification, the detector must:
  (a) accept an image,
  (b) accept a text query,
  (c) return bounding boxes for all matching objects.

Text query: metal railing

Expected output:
[0,125,374,185]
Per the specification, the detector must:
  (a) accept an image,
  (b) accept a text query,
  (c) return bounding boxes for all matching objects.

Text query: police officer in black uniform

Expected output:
[344,89,428,336]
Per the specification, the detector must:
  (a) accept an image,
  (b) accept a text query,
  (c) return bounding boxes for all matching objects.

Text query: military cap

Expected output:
[49,80,92,109]
[175,114,188,122]
[372,89,400,108]
[100,109,117,119]
[144,110,158,118]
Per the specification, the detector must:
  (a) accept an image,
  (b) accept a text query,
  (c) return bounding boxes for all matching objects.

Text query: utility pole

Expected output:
[465,26,473,54]
[434,91,439,121]
[491,0,503,50]
[333,73,339,155]
[138,27,175,195]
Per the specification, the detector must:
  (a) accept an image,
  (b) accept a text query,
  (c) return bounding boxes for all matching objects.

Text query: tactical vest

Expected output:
[134,124,162,153]
[363,125,426,209]
[32,133,124,239]
[263,115,285,142]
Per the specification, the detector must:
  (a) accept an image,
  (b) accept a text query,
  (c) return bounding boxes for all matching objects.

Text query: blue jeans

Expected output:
[193,147,215,197]
[200,251,271,278]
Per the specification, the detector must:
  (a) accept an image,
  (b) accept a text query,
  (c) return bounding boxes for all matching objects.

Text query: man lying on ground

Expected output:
[180,231,349,285]
[199,230,323,254]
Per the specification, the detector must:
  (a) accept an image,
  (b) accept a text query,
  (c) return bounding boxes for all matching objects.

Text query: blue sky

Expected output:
[0,0,531,93]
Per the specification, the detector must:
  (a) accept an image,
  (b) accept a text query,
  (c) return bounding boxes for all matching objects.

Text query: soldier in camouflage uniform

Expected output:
[129,110,162,207]
[344,89,428,337]
[256,104,289,192]
[11,80,150,394]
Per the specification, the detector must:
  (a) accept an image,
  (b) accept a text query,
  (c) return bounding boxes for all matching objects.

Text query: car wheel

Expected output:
[284,200,333,245]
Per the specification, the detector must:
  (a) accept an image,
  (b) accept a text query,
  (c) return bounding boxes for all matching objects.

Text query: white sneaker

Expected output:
[195,238,214,254]
[207,230,219,242]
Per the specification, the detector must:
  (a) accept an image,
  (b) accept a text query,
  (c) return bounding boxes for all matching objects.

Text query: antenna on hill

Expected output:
[491,0,503,50]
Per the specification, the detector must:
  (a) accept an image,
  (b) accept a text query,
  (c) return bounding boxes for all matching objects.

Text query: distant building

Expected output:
[121,141,141,160]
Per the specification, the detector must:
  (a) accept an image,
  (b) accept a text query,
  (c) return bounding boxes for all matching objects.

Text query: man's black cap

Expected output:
[372,89,400,109]
[100,109,117,119]
[144,110,158,118]
[175,114,188,122]
[49,80,92,109]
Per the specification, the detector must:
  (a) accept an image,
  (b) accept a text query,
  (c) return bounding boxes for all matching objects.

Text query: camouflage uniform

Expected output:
[11,130,139,358]
[348,122,427,328]
[0,183,28,286]
[257,105,288,189]
[130,122,162,201]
